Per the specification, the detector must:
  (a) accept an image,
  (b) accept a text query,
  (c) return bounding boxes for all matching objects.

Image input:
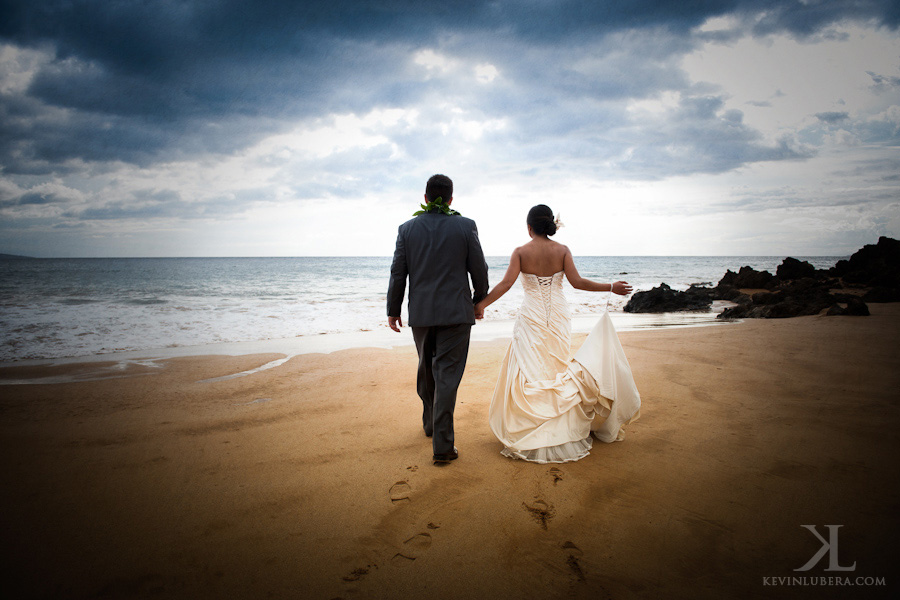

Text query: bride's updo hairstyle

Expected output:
[527,204,557,237]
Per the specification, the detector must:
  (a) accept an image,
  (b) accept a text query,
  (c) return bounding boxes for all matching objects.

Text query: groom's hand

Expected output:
[388,316,402,332]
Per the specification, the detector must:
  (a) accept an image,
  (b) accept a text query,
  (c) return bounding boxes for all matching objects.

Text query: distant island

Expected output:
[0,253,36,260]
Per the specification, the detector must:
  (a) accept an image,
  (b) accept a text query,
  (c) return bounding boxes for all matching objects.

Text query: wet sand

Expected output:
[1,306,899,599]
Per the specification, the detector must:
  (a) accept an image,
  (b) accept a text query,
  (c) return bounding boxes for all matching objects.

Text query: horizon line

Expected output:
[1,253,851,260]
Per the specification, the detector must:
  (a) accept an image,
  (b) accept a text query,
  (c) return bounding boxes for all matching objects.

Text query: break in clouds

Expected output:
[0,0,899,256]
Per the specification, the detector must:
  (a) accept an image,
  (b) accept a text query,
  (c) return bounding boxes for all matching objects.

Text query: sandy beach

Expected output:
[2,306,899,599]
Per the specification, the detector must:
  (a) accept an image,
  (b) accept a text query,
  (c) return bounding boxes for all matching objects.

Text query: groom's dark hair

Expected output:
[425,174,453,204]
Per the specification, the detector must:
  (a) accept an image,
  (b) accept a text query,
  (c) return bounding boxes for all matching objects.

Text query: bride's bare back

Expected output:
[517,237,568,276]
[517,237,602,292]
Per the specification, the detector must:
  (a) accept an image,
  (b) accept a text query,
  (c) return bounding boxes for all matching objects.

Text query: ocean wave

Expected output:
[0,255,845,362]
[58,298,101,305]
[123,298,168,305]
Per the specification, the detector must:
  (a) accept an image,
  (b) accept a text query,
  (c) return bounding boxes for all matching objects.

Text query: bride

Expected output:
[474,205,641,463]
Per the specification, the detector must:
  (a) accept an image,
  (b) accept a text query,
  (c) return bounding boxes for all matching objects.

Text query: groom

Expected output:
[387,174,489,465]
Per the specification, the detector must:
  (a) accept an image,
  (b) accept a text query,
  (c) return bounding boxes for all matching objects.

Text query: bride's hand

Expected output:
[611,281,633,296]
[474,301,486,319]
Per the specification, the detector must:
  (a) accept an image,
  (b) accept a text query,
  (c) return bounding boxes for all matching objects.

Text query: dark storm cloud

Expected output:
[815,111,850,123]
[867,70,900,92]
[15,189,66,205]
[0,0,896,182]
[60,187,258,221]
[742,0,899,36]
[0,94,182,173]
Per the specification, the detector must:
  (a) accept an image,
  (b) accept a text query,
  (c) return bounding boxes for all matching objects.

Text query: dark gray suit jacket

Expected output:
[387,211,489,327]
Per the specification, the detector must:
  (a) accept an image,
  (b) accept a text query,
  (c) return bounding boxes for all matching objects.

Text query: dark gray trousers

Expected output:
[411,323,471,456]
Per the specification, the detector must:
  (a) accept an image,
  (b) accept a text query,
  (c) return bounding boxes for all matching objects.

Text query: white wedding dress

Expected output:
[487,272,641,463]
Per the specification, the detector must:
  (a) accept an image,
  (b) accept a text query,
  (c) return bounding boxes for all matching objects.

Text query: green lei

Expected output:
[413,196,460,216]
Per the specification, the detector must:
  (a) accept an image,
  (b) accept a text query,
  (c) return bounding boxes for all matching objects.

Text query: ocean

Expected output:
[0,255,845,363]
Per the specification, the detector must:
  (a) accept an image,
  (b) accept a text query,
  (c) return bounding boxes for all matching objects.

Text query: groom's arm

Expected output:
[466,222,490,304]
[387,226,407,328]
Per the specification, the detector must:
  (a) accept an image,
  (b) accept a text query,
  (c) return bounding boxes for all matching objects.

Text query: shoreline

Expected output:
[0,304,735,379]
[0,302,740,386]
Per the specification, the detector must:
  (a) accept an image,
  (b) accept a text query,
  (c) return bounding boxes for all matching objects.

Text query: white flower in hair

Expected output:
[554,213,565,229]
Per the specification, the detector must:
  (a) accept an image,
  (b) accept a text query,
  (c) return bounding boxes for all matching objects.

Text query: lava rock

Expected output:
[714,238,897,319]
[829,236,900,287]
[826,297,870,316]
[711,284,743,301]
[717,266,776,290]
[776,257,817,281]
[844,297,871,316]
[711,284,749,306]
[624,283,713,313]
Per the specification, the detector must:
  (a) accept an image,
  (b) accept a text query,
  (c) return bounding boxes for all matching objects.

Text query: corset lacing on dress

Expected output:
[535,274,554,326]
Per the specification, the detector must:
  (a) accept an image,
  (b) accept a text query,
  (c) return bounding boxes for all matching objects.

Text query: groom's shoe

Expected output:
[433,447,458,465]
[424,429,433,438]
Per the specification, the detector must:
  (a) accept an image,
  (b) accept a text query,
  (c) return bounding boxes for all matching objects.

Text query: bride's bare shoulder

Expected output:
[550,240,571,255]
[515,240,536,255]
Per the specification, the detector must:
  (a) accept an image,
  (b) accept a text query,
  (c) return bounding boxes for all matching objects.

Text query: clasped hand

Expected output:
[474,302,485,320]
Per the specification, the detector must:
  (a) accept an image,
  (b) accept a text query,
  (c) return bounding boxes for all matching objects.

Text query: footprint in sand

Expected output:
[562,541,586,582]
[389,481,411,503]
[549,467,563,485]
[523,499,555,529]
[391,533,432,566]
[342,566,369,582]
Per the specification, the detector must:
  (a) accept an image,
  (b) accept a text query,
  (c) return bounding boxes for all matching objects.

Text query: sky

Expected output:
[0,0,898,258]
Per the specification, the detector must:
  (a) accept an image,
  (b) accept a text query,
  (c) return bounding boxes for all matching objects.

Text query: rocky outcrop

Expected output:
[776,257,817,281]
[621,237,896,319]
[829,236,900,289]
[623,283,713,313]
[709,240,900,318]
[716,266,775,290]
